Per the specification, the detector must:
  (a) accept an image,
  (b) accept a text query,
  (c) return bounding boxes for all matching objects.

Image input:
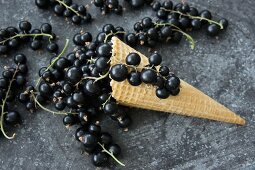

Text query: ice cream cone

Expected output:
[110,37,245,125]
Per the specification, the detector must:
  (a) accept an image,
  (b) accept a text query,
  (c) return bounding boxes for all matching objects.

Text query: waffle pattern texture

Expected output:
[110,37,245,125]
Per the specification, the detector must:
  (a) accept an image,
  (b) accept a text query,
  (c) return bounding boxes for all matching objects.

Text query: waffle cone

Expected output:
[110,37,245,125]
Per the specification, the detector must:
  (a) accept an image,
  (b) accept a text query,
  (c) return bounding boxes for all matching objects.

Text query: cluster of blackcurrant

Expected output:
[151,1,228,36]
[110,52,180,99]
[15,37,126,166]
[92,0,123,15]
[132,16,187,48]
[0,21,58,55]
[0,54,28,139]
[35,0,92,25]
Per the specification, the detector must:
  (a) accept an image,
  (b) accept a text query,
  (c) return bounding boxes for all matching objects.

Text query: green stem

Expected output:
[0,65,20,139]
[35,38,69,87]
[104,31,126,43]
[154,22,195,49]
[0,33,53,45]
[31,93,69,115]
[98,142,125,167]
[102,93,112,108]
[55,0,80,16]
[161,8,223,29]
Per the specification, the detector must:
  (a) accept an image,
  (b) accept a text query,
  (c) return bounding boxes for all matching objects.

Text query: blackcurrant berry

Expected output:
[126,52,141,66]
[128,71,141,86]
[156,87,170,99]
[149,52,162,66]
[4,111,20,125]
[140,69,157,84]
[110,64,128,82]
[103,101,118,114]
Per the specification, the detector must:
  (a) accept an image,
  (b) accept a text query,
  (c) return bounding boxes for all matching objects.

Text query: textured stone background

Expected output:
[0,0,255,169]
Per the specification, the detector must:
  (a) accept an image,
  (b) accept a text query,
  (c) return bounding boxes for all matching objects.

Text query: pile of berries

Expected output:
[151,1,228,36]
[0,54,28,139]
[92,0,123,15]
[35,0,92,25]
[1,1,230,168]
[110,52,180,99]
[0,21,58,55]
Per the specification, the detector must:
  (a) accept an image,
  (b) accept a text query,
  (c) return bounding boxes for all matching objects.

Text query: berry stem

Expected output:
[35,39,69,87]
[0,33,53,45]
[55,0,80,16]
[0,65,20,139]
[31,92,70,115]
[98,142,125,167]
[154,22,195,49]
[102,93,112,107]
[161,8,223,29]
[104,31,126,43]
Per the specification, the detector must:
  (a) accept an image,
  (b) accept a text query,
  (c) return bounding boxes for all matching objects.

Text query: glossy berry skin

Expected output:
[110,64,128,82]
[55,101,66,111]
[95,57,109,72]
[66,66,82,84]
[54,4,65,15]
[47,42,58,53]
[14,54,27,64]
[92,152,108,167]
[200,10,212,23]
[151,1,161,11]
[108,143,121,156]
[102,24,115,34]
[165,76,180,91]
[141,17,153,29]
[125,33,138,47]
[83,79,100,95]
[30,40,42,50]
[88,124,101,135]
[149,52,162,66]
[72,15,82,24]
[39,82,52,96]
[79,132,98,148]
[35,0,50,9]
[219,18,228,29]
[140,69,157,84]
[41,23,52,34]
[162,0,173,9]
[103,101,118,114]
[126,52,141,66]
[157,9,168,19]
[147,28,158,40]
[159,65,169,76]
[128,71,141,86]
[129,0,145,8]
[96,43,112,58]
[4,111,20,125]
[63,114,77,127]
[19,21,32,32]
[72,92,85,105]
[0,78,9,89]
[100,132,112,145]
[155,76,165,88]
[160,26,172,38]
[81,32,92,43]
[156,88,170,99]
[75,127,87,141]
[191,19,202,30]
[207,24,220,36]
[98,93,110,104]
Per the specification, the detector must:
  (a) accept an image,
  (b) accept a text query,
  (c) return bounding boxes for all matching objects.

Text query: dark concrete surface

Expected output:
[0,0,255,169]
